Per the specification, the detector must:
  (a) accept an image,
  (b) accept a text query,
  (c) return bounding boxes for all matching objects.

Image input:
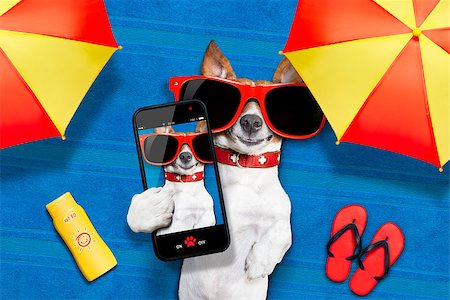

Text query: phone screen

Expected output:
[133,101,229,260]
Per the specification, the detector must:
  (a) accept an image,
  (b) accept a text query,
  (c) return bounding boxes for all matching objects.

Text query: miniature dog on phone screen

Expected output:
[127,123,215,235]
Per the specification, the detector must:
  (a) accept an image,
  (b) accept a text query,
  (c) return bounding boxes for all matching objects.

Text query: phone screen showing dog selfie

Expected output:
[134,102,229,260]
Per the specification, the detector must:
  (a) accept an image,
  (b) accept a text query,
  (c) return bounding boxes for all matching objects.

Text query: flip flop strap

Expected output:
[326,222,362,261]
[357,239,390,281]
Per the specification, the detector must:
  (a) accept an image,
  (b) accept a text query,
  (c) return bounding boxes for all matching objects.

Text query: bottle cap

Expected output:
[46,192,77,219]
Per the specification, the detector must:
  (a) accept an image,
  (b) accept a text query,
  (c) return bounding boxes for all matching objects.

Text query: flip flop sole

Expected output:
[326,205,367,282]
[350,222,405,296]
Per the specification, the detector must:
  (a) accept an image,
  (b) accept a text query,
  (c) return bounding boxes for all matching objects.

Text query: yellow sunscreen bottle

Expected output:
[46,192,117,281]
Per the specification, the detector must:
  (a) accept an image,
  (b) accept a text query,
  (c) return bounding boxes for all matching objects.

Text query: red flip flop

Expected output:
[350,222,405,296]
[326,205,367,282]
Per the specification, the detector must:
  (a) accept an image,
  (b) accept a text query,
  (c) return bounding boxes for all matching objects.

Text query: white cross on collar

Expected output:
[258,155,267,164]
[192,174,197,180]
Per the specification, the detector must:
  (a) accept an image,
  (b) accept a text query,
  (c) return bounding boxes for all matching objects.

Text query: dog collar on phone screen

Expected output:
[214,146,280,168]
[165,171,204,182]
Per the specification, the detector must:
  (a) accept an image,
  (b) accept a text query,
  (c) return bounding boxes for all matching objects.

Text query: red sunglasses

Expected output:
[169,75,326,139]
[139,132,212,166]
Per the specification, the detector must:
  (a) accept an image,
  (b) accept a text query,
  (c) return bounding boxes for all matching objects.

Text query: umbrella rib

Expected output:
[318,34,410,50]
[0,48,62,138]
[420,0,449,30]
[0,0,21,17]
[0,0,119,49]
[416,41,443,168]
[371,0,415,30]
[341,38,442,167]
[340,39,410,142]
[0,29,118,49]
[422,27,450,55]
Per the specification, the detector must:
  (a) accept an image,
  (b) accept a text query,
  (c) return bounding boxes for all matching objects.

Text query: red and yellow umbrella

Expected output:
[0,0,120,148]
[282,0,449,170]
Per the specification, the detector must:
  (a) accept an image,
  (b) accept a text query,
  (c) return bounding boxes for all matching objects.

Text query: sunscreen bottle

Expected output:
[46,192,117,281]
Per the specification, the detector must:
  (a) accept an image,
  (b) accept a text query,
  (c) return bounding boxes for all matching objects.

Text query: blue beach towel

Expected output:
[1,1,448,298]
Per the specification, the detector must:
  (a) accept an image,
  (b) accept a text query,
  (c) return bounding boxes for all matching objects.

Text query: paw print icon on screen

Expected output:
[184,236,197,247]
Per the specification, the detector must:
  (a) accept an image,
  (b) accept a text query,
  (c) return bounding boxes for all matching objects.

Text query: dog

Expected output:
[177,41,314,299]
[127,41,323,299]
[127,123,215,236]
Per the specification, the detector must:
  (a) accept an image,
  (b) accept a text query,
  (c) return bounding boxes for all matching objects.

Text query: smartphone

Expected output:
[132,100,229,260]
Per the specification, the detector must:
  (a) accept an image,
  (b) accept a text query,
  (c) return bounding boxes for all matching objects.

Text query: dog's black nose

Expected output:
[179,152,192,164]
[240,114,263,135]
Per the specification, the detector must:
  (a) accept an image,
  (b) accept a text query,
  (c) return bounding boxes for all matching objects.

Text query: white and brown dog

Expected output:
[178,41,301,300]
[127,124,215,236]
[128,41,323,299]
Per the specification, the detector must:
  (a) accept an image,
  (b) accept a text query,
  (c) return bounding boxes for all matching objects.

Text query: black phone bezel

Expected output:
[132,100,230,261]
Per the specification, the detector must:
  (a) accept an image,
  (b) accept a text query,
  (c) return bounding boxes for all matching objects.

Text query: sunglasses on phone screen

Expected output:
[169,76,326,139]
[139,133,212,166]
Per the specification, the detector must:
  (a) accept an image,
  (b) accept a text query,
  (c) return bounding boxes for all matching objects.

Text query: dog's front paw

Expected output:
[127,187,175,233]
[245,243,275,280]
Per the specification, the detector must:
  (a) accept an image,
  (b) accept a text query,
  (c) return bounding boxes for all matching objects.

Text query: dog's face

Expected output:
[222,91,282,154]
[201,41,302,155]
[166,143,203,175]
[154,126,205,176]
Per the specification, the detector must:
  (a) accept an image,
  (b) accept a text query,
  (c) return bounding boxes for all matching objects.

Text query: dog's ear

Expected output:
[201,40,236,79]
[195,120,208,133]
[273,57,302,83]
[154,125,174,134]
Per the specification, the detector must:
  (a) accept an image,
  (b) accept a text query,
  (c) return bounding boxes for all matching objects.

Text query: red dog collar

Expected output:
[214,146,280,168]
[165,171,204,183]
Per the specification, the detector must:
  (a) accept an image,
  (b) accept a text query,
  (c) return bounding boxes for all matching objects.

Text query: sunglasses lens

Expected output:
[192,134,213,163]
[180,79,240,130]
[265,86,324,136]
[143,135,178,164]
